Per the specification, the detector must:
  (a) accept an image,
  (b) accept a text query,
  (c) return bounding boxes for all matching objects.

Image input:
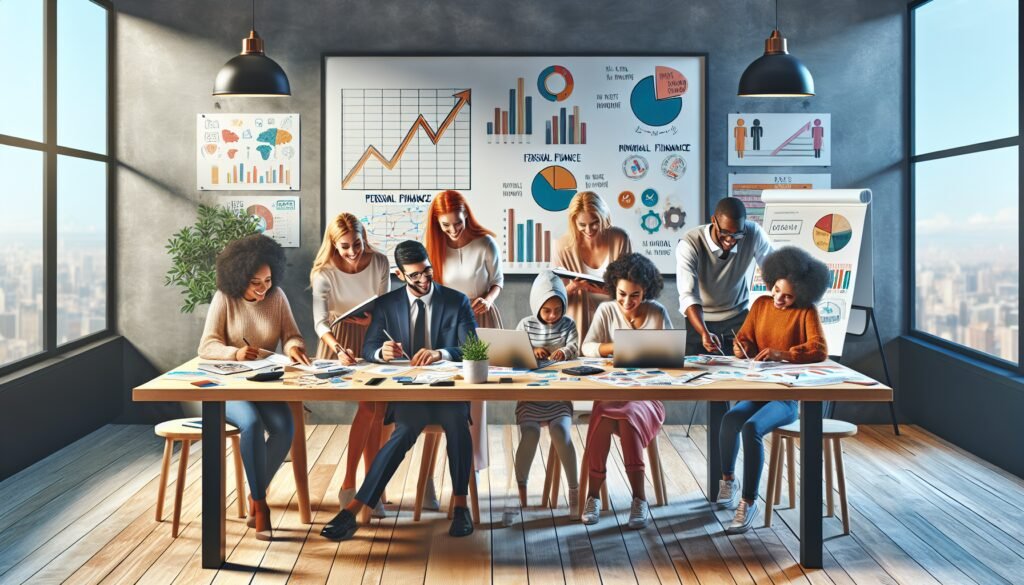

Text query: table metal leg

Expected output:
[800,401,823,568]
[202,401,226,569]
[706,401,729,501]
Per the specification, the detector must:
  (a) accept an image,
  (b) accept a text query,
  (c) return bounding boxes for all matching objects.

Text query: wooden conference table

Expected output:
[133,358,892,570]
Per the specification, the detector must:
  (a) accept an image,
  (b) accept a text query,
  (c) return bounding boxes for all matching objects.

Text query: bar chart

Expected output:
[211,163,292,186]
[487,77,534,144]
[545,105,587,145]
[505,208,553,265]
[827,263,853,292]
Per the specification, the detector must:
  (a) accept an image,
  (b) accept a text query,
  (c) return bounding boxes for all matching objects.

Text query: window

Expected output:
[0,0,112,373]
[911,0,1020,367]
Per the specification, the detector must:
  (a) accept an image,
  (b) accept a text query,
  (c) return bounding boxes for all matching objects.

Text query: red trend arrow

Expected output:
[342,89,472,188]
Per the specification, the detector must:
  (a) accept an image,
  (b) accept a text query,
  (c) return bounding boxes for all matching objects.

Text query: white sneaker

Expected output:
[628,497,650,529]
[581,496,601,525]
[502,503,519,527]
[422,479,440,511]
[568,487,581,521]
[338,487,356,509]
[370,499,387,519]
[726,499,759,534]
[715,479,741,510]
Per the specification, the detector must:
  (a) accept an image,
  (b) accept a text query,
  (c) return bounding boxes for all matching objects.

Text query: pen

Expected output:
[242,336,252,347]
[731,329,752,363]
[687,371,709,383]
[381,329,412,361]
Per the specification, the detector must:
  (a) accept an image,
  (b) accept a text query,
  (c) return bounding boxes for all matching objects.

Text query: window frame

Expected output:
[0,0,115,379]
[908,0,1023,373]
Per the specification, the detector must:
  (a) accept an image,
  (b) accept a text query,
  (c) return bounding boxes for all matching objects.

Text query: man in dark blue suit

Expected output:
[322,240,478,541]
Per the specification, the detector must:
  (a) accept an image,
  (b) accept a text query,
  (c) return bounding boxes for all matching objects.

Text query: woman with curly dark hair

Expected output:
[579,253,672,530]
[198,233,311,541]
[714,246,829,535]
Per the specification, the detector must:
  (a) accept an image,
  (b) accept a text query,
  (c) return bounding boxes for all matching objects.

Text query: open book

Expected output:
[330,295,379,328]
[551,267,604,285]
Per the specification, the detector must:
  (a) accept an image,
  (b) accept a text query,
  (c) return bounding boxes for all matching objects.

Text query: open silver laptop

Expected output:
[613,329,687,368]
[476,328,556,370]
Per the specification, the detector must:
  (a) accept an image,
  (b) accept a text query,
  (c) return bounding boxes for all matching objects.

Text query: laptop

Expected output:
[476,328,557,370]
[613,329,687,368]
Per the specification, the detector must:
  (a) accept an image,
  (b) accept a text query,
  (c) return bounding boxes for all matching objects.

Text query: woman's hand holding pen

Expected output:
[332,343,357,365]
[237,336,260,361]
[235,345,260,361]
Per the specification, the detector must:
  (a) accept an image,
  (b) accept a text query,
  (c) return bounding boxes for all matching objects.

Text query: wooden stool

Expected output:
[765,418,857,534]
[155,418,246,538]
[574,403,667,518]
[411,425,480,524]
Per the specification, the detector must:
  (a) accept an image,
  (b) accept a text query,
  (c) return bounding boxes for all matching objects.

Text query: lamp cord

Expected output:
[251,0,255,31]
[775,0,779,30]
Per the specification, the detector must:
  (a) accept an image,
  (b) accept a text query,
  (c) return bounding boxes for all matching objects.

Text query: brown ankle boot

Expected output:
[247,495,256,528]
[252,498,273,541]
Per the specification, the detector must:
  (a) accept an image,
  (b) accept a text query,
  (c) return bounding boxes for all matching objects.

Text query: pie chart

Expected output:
[630,75,682,127]
[531,165,577,212]
[813,213,852,252]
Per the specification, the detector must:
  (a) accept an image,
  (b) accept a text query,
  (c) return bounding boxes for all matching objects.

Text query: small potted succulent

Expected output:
[460,333,490,384]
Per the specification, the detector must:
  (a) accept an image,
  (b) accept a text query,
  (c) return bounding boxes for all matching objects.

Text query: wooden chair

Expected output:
[573,402,668,517]
[764,418,857,534]
[154,418,246,538]
[410,425,480,524]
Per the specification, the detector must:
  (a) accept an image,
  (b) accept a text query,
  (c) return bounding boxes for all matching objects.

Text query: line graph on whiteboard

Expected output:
[340,88,472,191]
[357,205,430,263]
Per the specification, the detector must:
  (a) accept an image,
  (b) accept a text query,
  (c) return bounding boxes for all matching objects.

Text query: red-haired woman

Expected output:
[423,190,505,329]
[310,212,391,518]
[423,190,504,482]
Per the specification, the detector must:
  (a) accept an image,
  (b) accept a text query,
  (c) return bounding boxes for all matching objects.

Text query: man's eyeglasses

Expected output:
[403,266,434,281]
[713,217,746,241]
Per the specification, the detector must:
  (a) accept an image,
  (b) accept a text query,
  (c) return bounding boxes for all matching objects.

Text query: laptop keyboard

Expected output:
[536,359,557,369]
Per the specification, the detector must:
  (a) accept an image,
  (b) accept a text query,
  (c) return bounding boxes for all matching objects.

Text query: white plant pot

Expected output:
[463,359,489,384]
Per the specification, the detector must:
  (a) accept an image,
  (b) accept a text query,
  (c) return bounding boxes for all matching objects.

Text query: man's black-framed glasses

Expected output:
[712,217,746,241]
[403,266,434,281]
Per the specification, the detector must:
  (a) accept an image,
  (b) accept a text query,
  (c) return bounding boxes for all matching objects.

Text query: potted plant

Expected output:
[165,204,261,313]
[460,333,490,384]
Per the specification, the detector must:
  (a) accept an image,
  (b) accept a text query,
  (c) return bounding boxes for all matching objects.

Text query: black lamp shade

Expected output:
[738,52,814,97]
[213,53,291,96]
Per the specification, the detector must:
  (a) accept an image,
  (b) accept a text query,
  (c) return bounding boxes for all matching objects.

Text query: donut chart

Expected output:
[537,65,574,102]
[530,166,577,211]
[246,204,274,231]
[812,213,852,252]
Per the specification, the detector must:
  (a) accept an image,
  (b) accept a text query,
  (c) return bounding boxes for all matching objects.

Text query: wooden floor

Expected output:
[2,423,1023,585]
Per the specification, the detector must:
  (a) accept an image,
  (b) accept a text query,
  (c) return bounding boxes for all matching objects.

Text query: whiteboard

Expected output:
[322,56,706,273]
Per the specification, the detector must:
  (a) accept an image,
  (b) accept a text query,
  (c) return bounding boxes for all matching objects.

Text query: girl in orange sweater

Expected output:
[714,246,830,534]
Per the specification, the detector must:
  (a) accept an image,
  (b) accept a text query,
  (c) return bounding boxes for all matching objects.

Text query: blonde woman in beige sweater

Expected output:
[198,234,310,541]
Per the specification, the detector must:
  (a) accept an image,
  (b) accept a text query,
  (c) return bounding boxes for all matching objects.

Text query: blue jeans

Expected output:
[719,400,798,501]
[226,401,294,500]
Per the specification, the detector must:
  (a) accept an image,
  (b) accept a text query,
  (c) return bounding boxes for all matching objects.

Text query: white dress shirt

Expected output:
[376,284,452,361]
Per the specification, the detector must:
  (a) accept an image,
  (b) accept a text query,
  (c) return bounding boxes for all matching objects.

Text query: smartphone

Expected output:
[364,377,386,386]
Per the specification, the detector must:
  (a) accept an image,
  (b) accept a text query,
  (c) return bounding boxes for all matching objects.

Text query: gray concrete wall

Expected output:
[114,0,907,424]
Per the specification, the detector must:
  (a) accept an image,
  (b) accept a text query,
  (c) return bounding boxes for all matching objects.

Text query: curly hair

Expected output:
[760,246,830,307]
[215,234,287,298]
[603,252,663,300]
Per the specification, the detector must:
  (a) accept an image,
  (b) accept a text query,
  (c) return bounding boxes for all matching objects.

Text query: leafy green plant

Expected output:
[165,205,261,313]
[460,333,490,362]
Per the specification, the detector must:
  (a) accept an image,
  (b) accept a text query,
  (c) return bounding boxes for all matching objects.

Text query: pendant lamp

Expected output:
[213,0,291,97]
[738,0,814,97]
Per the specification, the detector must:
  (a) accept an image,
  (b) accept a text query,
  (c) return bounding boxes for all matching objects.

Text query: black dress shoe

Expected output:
[449,506,474,537]
[321,509,358,541]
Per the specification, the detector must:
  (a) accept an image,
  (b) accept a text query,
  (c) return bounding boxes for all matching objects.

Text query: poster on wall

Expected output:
[219,195,301,247]
[197,113,300,190]
[750,189,871,356]
[728,173,832,225]
[727,113,830,167]
[322,56,706,273]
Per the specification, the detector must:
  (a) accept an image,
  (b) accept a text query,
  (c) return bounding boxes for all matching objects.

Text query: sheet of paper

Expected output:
[367,364,414,376]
